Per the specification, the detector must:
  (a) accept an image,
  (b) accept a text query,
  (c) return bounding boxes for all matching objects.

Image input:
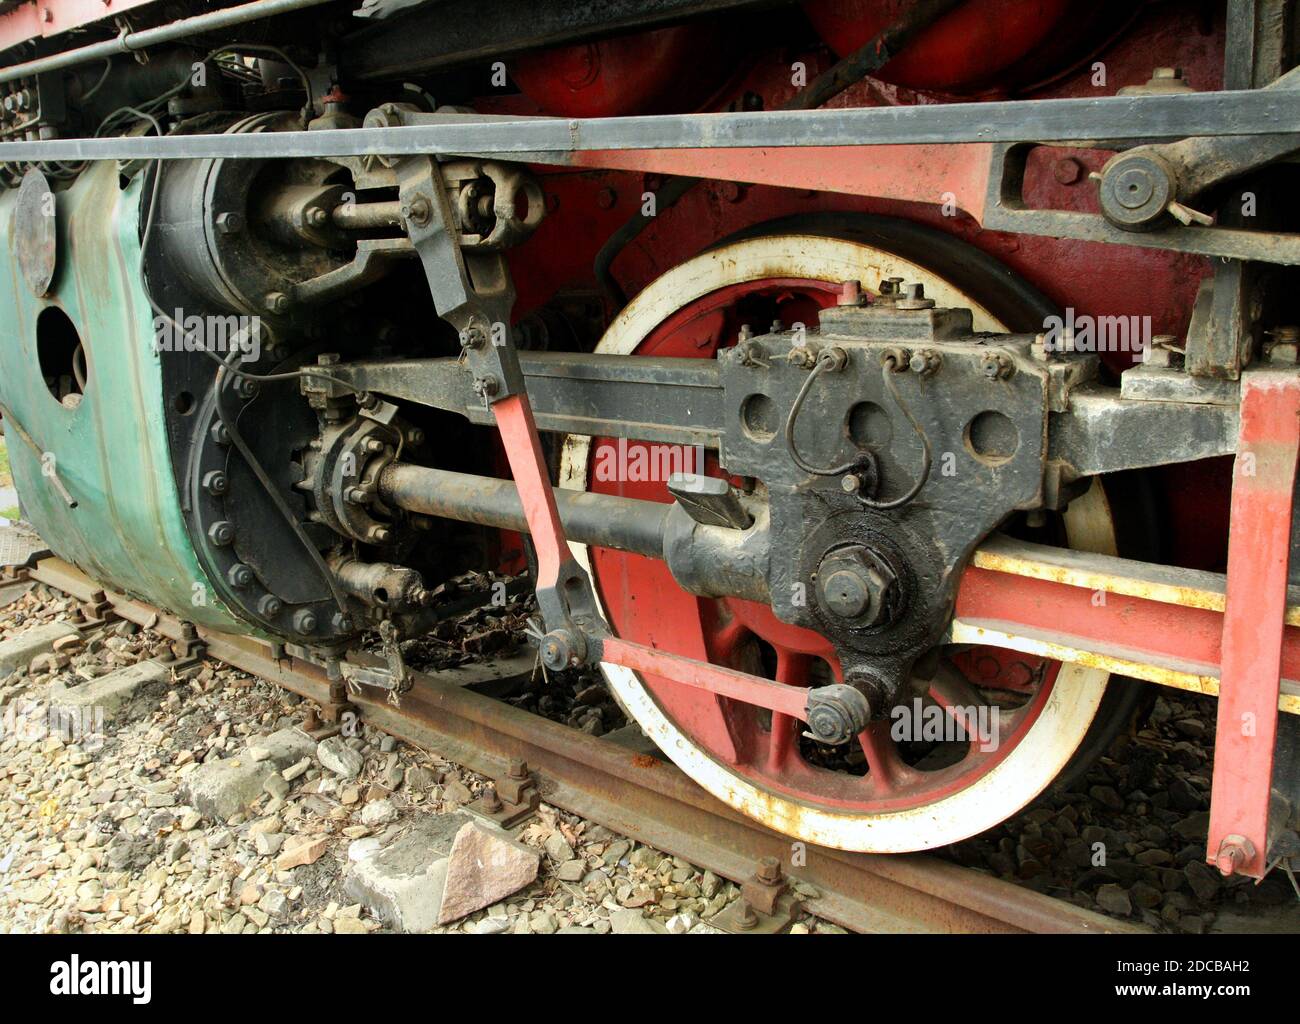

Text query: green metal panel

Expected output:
[0,162,243,631]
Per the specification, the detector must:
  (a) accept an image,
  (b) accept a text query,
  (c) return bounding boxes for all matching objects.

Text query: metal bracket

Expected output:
[466,758,540,828]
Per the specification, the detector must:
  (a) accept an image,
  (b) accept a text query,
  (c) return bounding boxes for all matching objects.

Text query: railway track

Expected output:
[10,553,1140,934]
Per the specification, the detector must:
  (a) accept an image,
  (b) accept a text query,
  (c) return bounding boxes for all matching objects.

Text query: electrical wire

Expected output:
[783,350,932,510]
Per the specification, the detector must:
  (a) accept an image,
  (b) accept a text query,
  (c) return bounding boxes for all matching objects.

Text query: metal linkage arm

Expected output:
[1207,371,1300,879]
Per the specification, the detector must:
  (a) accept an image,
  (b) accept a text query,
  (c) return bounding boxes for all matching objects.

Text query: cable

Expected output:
[81,59,114,102]
[212,349,351,616]
[783,350,931,510]
[864,363,932,510]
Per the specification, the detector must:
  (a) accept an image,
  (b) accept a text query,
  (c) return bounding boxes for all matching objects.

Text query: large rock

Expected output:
[317,736,364,779]
[182,728,315,821]
[438,820,540,924]
[48,659,170,727]
[0,620,80,675]
[609,908,669,935]
[344,815,470,933]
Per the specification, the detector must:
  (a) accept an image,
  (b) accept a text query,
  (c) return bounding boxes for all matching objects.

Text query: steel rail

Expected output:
[0,0,339,86]
[1,90,1298,163]
[22,554,1137,934]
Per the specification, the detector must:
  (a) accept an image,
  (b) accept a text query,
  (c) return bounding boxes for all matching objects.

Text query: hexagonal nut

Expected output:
[816,546,898,627]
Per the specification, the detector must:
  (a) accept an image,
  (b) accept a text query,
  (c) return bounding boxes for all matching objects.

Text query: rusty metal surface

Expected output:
[14,168,56,298]
[26,553,1141,934]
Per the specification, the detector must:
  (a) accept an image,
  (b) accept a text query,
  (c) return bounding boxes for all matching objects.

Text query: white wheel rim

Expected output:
[559,234,1113,852]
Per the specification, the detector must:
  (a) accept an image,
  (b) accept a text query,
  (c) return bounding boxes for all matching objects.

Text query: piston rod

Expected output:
[379,462,670,558]
[377,462,770,602]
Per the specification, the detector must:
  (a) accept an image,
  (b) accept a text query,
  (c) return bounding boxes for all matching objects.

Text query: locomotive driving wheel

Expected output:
[560,221,1121,852]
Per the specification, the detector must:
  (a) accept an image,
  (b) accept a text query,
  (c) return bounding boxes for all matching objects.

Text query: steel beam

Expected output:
[2,91,1298,164]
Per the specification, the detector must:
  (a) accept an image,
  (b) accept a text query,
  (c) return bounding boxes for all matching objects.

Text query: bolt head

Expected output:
[207,521,234,546]
[202,469,227,495]
[226,563,253,588]
[264,292,289,314]
[257,594,283,617]
[215,211,244,234]
[822,568,872,618]
[815,545,898,627]
[539,629,580,671]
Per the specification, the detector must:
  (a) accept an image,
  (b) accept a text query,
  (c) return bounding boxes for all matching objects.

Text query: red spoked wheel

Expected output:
[560,227,1117,851]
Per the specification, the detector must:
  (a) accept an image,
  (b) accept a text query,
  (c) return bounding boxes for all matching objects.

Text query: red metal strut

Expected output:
[1207,370,1300,879]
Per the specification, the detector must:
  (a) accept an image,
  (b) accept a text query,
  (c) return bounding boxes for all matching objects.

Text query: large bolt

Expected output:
[264,292,290,315]
[822,567,872,618]
[215,211,244,234]
[980,351,1015,380]
[508,758,528,779]
[539,629,581,671]
[293,608,318,634]
[472,375,500,401]
[895,282,936,310]
[202,469,227,495]
[257,594,283,617]
[804,683,874,745]
[815,545,898,627]
[837,279,863,306]
[207,521,234,546]
[1214,834,1256,877]
[401,195,432,227]
[226,563,254,588]
[1098,151,1177,230]
[756,856,782,885]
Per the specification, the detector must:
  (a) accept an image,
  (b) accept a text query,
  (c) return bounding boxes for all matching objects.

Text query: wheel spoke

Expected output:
[925,659,990,742]
[857,721,914,794]
[766,648,810,772]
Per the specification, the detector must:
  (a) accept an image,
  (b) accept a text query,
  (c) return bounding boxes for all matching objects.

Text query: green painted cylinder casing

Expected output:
[0,162,244,632]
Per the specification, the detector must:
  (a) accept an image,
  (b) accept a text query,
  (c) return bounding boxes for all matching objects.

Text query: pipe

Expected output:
[379,462,672,559]
[0,0,336,86]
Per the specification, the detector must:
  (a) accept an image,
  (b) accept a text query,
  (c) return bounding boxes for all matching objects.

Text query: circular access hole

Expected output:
[36,305,87,406]
[847,400,892,449]
[740,393,777,442]
[173,391,196,415]
[965,410,1019,465]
